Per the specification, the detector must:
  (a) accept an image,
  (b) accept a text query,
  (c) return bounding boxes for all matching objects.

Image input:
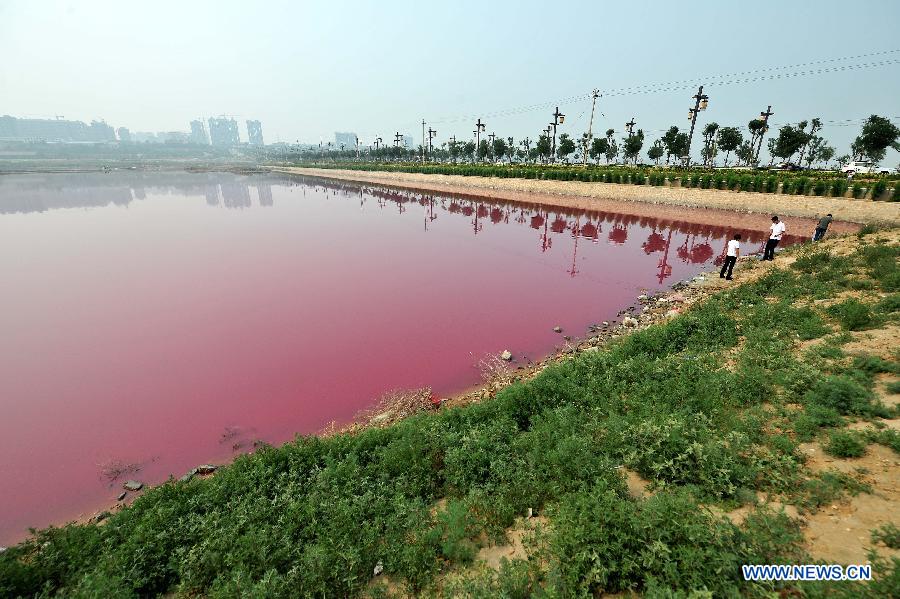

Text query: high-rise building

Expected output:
[117,127,132,142]
[334,132,357,148]
[246,120,264,146]
[208,117,240,146]
[190,120,210,145]
[403,135,415,148]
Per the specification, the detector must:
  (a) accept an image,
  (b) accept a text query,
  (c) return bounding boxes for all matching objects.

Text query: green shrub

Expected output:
[812,179,827,196]
[804,375,881,416]
[830,178,848,197]
[852,183,865,199]
[887,381,900,394]
[871,179,887,200]
[871,523,900,549]
[826,298,876,330]
[765,176,779,193]
[824,430,867,458]
[796,471,870,514]
[795,177,810,195]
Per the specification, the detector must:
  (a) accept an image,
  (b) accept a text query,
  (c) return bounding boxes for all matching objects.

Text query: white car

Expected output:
[841,160,890,175]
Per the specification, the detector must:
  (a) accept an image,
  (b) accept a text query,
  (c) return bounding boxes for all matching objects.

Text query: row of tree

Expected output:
[298,115,899,170]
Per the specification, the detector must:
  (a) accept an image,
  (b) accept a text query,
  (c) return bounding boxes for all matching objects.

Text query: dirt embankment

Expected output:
[276,167,900,230]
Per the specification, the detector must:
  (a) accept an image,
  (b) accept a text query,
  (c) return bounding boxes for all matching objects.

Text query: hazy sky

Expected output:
[2,0,899,163]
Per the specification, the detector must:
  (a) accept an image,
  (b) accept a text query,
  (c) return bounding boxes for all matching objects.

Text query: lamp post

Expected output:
[474,118,486,161]
[427,127,437,159]
[551,106,565,160]
[683,85,709,167]
[754,105,774,165]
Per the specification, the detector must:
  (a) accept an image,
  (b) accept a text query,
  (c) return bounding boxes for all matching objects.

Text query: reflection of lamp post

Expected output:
[684,86,709,167]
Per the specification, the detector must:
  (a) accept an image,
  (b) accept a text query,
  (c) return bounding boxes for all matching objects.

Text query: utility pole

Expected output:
[394,132,402,161]
[684,85,709,167]
[551,106,565,160]
[355,135,360,159]
[625,118,636,138]
[421,119,426,164]
[474,118,486,161]
[754,105,774,165]
[583,89,600,166]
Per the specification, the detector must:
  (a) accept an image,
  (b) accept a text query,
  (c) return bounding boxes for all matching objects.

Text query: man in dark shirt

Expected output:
[813,214,833,241]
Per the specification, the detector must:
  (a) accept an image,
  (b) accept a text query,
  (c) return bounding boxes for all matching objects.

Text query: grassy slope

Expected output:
[2,232,899,598]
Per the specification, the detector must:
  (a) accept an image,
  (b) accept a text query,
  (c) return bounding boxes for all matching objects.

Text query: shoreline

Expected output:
[274,166,900,230]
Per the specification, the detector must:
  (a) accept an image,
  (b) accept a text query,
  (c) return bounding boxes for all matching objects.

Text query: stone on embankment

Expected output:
[116,492,127,501]
[623,316,639,327]
[553,326,562,333]
[500,350,513,361]
[122,480,143,492]
[196,464,217,475]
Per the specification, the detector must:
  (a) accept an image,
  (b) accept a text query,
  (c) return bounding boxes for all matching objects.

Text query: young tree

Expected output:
[735,141,755,166]
[648,139,664,164]
[803,135,834,168]
[590,137,609,164]
[662,126,680,164]
[701,122,719,166]
[766,138,778,166]
[622,129,645,165]
[528,146,540,162]
[492,137,508,162]
[605,138,619,164]
[536,134,552,162]
[772,122,810,164]
[557,133,576,163]
[796,118,822,167]
[836,154,851,168]
[747,119,767,163]
[716,127,743,167]
[852,114,900,163]
[448,140,461,163]
[462,141,476,163]
[477,139,491,162]
[507,137,515,162]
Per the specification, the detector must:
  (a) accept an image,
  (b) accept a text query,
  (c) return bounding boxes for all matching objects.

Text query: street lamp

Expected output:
[683,85,709,167]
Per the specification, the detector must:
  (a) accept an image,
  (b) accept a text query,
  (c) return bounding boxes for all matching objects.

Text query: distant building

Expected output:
[208,117,240,146]
[0,115,116,142]
[190,120,210,145]
[132,132,159,143]
[159,131,190,143]
[403,135,415,148]
[117,127,132,142]
[246,120,264,146]
[334,132,357,148]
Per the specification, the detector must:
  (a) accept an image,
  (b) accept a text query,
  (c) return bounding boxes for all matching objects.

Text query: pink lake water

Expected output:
[0,171,800,544]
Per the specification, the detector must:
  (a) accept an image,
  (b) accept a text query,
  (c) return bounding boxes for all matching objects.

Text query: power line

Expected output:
[426,50,900,125]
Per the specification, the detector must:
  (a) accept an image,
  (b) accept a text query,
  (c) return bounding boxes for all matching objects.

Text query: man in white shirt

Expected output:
[763,215,786,261]
[719,234,741,280]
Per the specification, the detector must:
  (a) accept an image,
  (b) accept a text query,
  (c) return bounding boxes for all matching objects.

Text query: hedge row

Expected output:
[293,162,899,201]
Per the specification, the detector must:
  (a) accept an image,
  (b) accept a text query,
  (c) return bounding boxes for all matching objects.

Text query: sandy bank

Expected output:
[277,167,900,231]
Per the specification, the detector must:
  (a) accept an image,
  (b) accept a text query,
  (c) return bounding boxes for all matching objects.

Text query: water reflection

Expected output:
[294,176,802,284]
[0,171,803,288]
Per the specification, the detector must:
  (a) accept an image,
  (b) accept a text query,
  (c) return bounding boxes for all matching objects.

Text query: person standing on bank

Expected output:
[720,234,741,280]
[813,213,833,241]
[763,215,786,261]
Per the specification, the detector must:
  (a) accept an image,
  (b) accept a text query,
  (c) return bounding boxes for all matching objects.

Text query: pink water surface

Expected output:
[0,171,797,544]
